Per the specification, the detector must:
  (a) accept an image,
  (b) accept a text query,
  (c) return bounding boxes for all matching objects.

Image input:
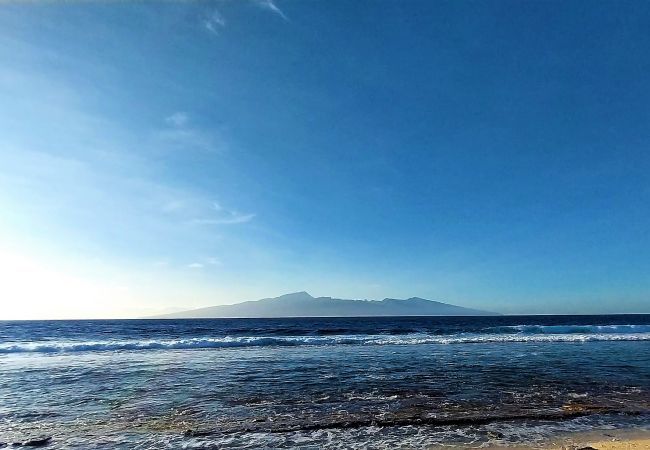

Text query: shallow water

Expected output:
[1,315,649,448]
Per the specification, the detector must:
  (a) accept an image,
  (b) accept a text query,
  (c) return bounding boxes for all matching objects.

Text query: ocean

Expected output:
[1,315,649,448]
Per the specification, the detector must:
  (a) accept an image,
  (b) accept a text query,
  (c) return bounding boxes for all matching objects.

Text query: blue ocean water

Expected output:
[1,315,649,448]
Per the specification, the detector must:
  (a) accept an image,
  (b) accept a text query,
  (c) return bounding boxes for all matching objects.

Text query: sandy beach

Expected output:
[482,428,650,449]
[550,429,650,450]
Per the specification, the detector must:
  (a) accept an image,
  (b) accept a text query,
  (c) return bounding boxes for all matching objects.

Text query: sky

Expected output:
[0,0,649,319]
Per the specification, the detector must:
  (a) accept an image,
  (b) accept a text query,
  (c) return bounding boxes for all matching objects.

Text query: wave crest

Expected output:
[503,324,650,334]
[2,331,649,354]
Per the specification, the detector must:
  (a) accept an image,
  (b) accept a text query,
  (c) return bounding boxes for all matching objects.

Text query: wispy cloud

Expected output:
[254,0,289,22]
[162,199,185,213]
[203,9,226,35]
[205,256,221,265]
[0,18,280,318]
[161,197,254,226]
[165,111,189,127]
[191,212,255,226]
[187,256,221,269]
[155,112,225,153]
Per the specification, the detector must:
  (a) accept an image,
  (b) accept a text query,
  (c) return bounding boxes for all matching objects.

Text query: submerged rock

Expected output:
[183,429,212,437]
[487,431,504,439]
[18,436,52,447]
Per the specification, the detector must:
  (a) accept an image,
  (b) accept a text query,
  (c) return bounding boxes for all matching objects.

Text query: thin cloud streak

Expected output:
[254,0,289,22]
[162,198,254,226]
[187,256,221,269]
[155,112,225,153]
[191,213,255,225]
[203,9,226,35]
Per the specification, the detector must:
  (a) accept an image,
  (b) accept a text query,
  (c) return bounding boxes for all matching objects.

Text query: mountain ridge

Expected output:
[149,292,499,318]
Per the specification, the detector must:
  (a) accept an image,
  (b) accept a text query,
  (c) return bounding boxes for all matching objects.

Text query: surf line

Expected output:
[182,406,646,436]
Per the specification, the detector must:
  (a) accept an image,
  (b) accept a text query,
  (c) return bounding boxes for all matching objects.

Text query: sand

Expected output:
[546,429,650,450]
[480,428,650,449]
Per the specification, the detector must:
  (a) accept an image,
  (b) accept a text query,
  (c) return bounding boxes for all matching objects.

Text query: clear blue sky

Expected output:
[1,0,649,318]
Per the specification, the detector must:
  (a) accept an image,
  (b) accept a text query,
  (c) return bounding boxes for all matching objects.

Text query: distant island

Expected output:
[150,292,499,318]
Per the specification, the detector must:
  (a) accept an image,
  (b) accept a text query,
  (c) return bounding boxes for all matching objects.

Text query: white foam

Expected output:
[504,324,650,334]
[1,331,649,354]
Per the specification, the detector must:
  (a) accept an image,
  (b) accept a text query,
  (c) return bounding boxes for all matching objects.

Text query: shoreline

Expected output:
[482,428,650,449]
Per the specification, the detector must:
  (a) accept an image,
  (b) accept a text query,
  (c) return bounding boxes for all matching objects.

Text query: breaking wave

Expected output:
[2,327,650,354]
[498,324,650,334]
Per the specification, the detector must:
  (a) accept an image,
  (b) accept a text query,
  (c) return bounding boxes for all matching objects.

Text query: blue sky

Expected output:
[1,1,649,318]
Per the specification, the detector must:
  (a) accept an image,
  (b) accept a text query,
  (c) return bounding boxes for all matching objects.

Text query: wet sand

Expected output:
[548,429,650,450]
[482,428,650,449]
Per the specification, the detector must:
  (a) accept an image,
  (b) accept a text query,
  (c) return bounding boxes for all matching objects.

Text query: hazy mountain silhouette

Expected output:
[150,292,498,318]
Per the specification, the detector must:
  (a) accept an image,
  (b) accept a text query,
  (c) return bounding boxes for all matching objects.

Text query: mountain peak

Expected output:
[277,291,313,300]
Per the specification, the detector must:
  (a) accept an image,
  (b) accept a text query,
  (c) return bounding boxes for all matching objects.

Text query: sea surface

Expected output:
[1,315,649,448]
